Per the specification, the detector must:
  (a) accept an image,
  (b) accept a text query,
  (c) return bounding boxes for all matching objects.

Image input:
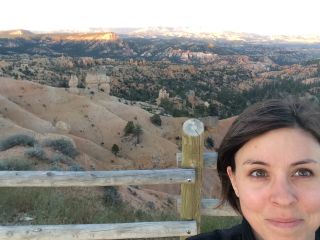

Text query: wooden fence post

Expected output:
[180,119,204,239]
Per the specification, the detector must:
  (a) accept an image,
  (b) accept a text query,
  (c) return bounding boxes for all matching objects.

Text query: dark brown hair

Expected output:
[217,98,320,214]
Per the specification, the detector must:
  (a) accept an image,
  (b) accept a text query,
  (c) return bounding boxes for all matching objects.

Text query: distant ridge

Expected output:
[0,30,119,41]
[0,29,35,39]
[47,32,119,41]
[1,28,320,44]
[83,27,320,44]
[122,27,320,44]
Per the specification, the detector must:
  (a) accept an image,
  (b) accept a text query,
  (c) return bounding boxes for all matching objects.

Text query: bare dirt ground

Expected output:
[0,77,234,210]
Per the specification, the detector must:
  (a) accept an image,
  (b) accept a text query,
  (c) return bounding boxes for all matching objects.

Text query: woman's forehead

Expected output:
[235,127,320,165]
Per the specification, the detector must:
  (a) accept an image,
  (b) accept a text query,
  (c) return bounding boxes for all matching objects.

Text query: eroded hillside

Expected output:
[0,77,182,169]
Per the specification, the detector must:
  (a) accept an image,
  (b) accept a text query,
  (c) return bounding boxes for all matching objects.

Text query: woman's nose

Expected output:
[269,177,298,207]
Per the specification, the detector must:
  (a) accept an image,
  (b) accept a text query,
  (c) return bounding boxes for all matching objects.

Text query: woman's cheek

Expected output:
[301,189,320,212]
[238,184,268,210]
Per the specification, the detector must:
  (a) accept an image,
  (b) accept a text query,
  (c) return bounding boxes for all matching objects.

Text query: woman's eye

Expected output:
[294,169,313,177]
[250,169,268,177]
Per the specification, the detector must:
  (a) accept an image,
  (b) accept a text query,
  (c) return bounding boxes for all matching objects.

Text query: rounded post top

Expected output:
[182,119,204,136]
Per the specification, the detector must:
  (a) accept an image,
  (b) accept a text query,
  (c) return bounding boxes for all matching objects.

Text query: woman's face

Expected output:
[227,127,320,240]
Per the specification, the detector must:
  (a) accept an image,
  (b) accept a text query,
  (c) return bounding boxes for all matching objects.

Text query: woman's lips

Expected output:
[265,218,304,228]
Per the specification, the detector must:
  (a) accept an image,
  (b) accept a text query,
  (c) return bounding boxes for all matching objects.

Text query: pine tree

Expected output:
[124,121,135,135]
[111,144,120,156]
[133,124,143,144]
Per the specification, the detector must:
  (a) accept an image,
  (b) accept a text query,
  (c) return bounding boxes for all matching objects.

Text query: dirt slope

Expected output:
[0,77,235,207]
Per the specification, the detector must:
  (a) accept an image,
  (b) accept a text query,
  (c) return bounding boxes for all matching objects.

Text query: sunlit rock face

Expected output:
[0,30,119,42]
[50,32,119,41]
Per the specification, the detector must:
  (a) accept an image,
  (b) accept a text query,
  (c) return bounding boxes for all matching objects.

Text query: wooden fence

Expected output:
[0,119,236,240]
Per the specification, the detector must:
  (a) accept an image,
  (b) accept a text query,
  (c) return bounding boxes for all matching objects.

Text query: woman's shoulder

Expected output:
[186,223,243,240]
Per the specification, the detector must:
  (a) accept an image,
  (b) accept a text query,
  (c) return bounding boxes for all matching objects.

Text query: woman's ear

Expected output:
[227,166,239,197]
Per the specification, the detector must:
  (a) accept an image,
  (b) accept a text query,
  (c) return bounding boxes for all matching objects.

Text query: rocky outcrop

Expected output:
[165,49,218,63]
[156,88,169,105]
[55,120,71,133]
[85,72,110,94]
[68,75,79,94]
[99,76,111,94]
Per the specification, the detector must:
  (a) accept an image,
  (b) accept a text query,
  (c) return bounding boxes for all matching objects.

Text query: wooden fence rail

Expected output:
[0,169,195,187]
[0,221,197,240]
[0,118,236,239]
[176,152,217,168]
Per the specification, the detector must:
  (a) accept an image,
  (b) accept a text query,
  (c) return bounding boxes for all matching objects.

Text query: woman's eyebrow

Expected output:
[242,159,269,166]
[242,159,319,166]
[291,159,319,166]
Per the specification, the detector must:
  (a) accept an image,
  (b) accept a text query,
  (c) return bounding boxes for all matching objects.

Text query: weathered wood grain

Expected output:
[0,221,197,239]
[0,169,195,187]
[180,119,204,239]
[176,152,217,168]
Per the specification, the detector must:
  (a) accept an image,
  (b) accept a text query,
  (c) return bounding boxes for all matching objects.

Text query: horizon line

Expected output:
[2,27,320,38]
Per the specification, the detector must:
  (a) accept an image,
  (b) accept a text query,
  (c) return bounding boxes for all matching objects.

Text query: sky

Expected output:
[1,0,320,36]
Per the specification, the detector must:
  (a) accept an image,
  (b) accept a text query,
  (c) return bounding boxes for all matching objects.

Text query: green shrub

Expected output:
[44,139,79,158]
[146,201,155,209]
[111,144,119,156]
[132,124,143,144]
[0,158,34,171]
[0,134,37,151]
[124,122,144,143]
[50,153,73,165]
[150,114,162,126]
[205,137,215,149]
[49,154,61,164]
[124,121,135,135]
[25,146,48,161]
[68,165,85,171]
[104,186,121,206]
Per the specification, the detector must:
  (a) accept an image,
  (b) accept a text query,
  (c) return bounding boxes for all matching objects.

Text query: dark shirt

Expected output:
[187,218,320,240]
